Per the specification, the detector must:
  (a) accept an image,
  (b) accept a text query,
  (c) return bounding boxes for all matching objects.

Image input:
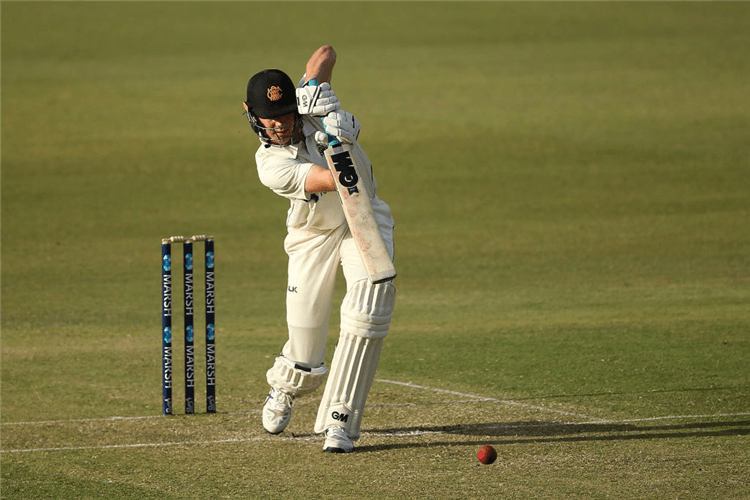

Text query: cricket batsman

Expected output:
[242,46,396,453]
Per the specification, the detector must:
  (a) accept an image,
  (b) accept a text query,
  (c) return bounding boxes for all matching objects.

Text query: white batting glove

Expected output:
[321,110,361,144]
[314,131,332,146]
[296,82,341,116]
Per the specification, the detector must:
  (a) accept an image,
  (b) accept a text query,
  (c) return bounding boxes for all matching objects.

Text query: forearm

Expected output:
[305,45,337,84]
[305,165,336,194]
[301,46,342,195]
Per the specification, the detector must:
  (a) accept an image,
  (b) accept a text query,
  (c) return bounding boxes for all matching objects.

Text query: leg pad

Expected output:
[314,280,396,440]
[314,333,383,440]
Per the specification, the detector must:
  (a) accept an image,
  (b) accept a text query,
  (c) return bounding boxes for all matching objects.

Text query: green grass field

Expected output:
[2,2,749,498]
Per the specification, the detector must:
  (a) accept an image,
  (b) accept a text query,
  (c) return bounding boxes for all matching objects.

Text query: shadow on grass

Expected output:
[355,419,750,452]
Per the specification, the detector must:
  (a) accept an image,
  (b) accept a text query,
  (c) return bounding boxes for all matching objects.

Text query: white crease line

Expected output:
[3,380,748,454]
[1,435,318,454]
[375,379,597,420]
[4,414,749,454]
[1,411,261,427]
[2,415,163,426]
[387,413,750,434]
[591,412,750,424]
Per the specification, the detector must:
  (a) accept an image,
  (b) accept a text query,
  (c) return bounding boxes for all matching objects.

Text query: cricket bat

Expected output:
[309,80,397,284]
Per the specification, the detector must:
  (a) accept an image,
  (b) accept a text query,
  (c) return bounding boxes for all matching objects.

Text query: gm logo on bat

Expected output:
[329,151,360,195]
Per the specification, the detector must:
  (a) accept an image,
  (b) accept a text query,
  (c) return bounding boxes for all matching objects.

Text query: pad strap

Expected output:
[266,356,328,397]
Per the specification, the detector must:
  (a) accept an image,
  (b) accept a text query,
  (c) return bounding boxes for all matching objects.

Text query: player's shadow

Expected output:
[355,419,750,453]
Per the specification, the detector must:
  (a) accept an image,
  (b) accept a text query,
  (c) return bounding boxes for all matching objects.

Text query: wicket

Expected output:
[161,235,216,416]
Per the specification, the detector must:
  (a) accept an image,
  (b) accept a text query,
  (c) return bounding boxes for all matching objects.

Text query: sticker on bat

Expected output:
[329,151,359,194]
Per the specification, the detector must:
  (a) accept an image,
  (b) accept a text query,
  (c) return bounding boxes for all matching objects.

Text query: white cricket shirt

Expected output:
[255,115,380,232]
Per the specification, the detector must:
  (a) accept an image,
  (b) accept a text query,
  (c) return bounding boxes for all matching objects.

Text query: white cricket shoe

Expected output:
[262,388,294,435]
[323,426,354,453]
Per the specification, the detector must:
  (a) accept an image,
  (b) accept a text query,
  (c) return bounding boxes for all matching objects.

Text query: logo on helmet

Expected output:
[267,86,283,101]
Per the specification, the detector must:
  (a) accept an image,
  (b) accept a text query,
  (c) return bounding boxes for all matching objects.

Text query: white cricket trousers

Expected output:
[280,200,394,368]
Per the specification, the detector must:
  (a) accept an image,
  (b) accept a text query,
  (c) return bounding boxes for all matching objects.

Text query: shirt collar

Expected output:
[263,142,300,159]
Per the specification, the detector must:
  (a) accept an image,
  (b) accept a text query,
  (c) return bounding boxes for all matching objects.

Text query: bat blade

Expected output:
[324,143,396,283]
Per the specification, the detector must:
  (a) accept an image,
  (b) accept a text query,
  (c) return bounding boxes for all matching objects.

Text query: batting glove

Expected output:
[296,82,341,116]
[321,110,361,145]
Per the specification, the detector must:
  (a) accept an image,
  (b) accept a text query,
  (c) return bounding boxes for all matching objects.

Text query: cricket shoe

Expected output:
[262,388,294,435]
[323,426,354,453]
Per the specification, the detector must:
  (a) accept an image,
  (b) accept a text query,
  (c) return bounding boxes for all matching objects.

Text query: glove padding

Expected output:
[296,82,341,116]
[314,110,361,146]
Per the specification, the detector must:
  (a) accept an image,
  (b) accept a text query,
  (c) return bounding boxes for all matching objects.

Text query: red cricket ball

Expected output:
[477,444,497,465]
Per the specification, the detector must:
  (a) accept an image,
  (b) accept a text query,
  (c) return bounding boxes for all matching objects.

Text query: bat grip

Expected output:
[308,78,341,147]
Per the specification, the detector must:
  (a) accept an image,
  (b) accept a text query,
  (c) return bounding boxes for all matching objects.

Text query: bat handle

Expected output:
[308,78,341,147]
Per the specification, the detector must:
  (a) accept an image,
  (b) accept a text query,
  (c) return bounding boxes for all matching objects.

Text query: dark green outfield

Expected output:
[2,2,749,499]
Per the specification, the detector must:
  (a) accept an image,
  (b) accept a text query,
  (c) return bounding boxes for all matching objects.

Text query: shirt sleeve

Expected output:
[255,148,316,202]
